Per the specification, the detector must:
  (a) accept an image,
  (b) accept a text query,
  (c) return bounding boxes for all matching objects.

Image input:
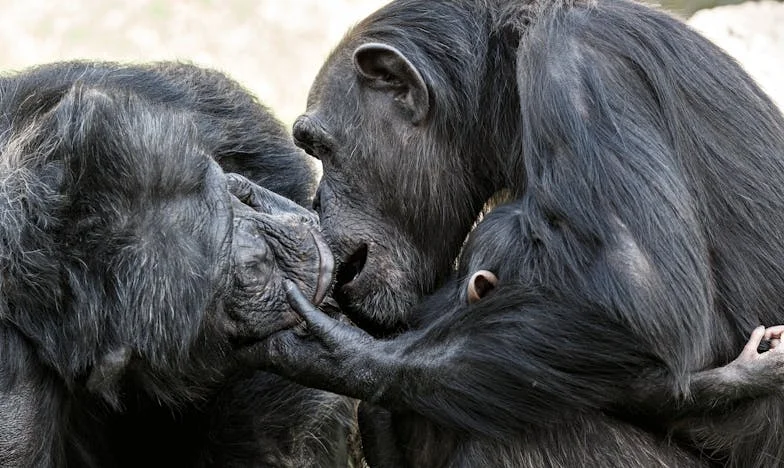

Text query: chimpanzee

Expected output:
[273,200,784,466]
[261,0,784,466]
[0,61,354,467]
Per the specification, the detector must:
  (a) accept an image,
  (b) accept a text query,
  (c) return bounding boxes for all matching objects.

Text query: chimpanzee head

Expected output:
[0,83,331,404]
[292,1,518,334]
[456,202,533,307]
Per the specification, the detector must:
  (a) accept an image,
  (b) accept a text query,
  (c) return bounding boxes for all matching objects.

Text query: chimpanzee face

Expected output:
[2,85,333,400]
[224,173,333,345]
[61,132,332,360]
[293,34,491,335]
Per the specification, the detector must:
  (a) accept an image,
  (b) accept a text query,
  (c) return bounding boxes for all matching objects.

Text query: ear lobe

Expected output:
[353,42,430,125]
[467,270,499,304]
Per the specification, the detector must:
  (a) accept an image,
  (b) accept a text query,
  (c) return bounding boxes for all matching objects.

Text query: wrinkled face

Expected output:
[224,173,333,345]
[75,164,332,403]
[4,83,333,404]
[70,160,333,359]
[76,162,333,402]
[292,37,493,335]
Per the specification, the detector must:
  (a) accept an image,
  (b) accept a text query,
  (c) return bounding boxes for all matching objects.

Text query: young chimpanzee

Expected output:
[265,199,784,467]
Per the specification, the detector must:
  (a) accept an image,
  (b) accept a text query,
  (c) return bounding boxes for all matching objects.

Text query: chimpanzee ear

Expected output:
[353,42,430,125]
[467,270,499,304]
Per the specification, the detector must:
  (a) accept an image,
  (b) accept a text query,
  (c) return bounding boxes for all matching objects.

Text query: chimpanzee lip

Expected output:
[310,229,335,306]
[335,244,368,291]
[332,244,393,337]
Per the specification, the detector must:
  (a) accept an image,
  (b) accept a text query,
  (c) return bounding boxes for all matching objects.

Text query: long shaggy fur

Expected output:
[0,61,353,468]
[292,0,784,466]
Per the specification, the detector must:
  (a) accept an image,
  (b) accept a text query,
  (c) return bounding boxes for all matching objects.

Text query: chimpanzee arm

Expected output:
[630,325,784,419]
[260,283,609,435]
[257,282,784,438]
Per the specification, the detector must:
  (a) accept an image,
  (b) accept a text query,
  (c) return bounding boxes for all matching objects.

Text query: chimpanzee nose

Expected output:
[292,115,313,154]
[292,114,333,160]
[227,173,320,227]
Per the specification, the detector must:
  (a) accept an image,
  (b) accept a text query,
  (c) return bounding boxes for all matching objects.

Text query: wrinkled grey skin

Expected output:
[225,173,334,347]
[80,171,335,401]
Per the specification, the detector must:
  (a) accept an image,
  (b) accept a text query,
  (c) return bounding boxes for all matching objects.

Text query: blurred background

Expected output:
[0,0,781,127]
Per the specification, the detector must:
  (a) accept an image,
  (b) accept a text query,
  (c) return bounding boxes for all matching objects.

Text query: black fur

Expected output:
[274,200,784,466]
[0,61,353,467]
[265,0,784,466]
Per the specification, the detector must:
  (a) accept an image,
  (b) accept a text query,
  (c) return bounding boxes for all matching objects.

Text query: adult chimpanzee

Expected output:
[0,61,354,467]
[260,0,784,466]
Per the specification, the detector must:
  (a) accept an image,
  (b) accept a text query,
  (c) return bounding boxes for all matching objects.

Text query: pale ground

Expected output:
[689,1,784,111]
[0,0,388,126]
[0,0,781,128]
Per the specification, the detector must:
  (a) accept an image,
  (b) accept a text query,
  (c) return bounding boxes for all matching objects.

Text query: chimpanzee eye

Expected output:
[243,244,270,270]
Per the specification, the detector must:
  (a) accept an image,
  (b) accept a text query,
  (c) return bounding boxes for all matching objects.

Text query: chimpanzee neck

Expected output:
[479,12,526,198]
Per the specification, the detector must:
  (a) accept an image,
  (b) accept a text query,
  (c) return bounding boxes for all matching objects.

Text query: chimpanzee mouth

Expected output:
[335,244,368,289]
[333,244,390,336]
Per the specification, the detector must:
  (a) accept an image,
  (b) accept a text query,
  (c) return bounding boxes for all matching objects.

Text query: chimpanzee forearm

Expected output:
[267,283,784,439]
[265,283,659,436]
[627,325,784,420]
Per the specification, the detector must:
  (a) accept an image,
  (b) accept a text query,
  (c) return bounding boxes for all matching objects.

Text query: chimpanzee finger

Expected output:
[764,325,784,343]
[226,173,255,204]
[284,279,345,341]
[743,326,766,358]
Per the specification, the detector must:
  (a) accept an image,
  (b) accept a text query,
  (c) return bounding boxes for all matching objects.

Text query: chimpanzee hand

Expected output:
[245,280,392,402]
[633,325,784,417]
[674,325,784,414]
[283,279,375,355]
[725,325,784,381]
